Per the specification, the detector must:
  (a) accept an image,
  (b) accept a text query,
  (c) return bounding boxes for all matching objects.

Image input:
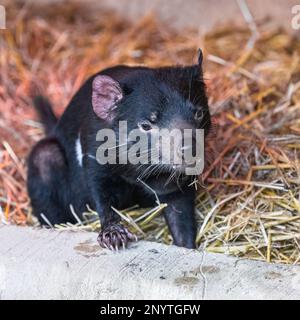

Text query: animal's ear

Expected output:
[92,75,123,122]
[197,48,203,66]
[189,48,204,79]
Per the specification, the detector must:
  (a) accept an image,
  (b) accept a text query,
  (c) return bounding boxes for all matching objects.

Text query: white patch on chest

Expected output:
[75,133,83,167]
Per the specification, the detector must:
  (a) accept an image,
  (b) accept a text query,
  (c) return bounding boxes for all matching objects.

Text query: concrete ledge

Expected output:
[0,225,300,299]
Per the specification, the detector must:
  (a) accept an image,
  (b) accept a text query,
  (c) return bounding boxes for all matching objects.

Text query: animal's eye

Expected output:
[138,121,152,132]
[195,109,204,121]
[150,111,158,123]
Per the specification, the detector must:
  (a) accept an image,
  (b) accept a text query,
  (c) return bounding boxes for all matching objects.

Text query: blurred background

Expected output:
[4,0,298,31]
[0,0,300,264]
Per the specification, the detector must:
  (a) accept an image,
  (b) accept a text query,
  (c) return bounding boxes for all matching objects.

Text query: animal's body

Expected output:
[27,51,211,250]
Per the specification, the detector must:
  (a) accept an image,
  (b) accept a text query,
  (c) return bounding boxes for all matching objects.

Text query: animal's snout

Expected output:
[176,145,192,158]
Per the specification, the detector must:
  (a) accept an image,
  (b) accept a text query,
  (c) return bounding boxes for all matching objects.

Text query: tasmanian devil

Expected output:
[27,49,211,250]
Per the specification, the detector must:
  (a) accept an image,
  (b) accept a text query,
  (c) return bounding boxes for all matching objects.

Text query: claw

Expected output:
[97,224,137,251]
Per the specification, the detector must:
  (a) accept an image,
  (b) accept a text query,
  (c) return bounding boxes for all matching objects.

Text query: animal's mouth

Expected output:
[171,162,198,173]
[158,162,196,173]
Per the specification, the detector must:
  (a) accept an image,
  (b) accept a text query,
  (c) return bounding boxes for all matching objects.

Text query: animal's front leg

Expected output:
[161,188,197,249]
[95,197,137,251]
[96,197,137,250]
[97,223,137,250]
[88,171,137,250]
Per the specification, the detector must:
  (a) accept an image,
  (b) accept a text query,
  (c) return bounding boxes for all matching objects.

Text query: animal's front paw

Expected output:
[97,224,137,251]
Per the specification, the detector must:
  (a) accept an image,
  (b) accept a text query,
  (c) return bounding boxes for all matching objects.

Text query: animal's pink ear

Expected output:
[92,75,123,122]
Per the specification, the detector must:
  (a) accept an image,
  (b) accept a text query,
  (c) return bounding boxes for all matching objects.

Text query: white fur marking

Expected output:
[75,134,83,167]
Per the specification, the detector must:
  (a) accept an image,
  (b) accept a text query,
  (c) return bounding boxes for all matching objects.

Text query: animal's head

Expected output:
[92,50,211,176]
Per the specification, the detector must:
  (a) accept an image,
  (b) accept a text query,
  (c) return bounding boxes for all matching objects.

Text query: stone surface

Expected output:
[0,225,300,299]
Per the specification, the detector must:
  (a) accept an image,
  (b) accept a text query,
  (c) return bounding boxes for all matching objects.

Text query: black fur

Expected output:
[27,60,211,250]
[32,96,58,135]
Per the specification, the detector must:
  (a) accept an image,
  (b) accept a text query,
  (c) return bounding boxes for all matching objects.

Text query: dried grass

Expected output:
[0,1,300,264]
